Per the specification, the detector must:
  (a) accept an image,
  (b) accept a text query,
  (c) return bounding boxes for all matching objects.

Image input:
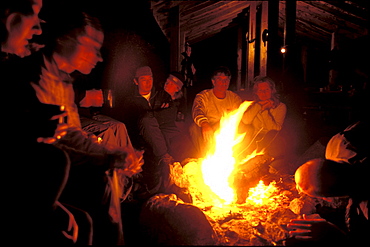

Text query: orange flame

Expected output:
[247,180,278,205]
[200,101,252,205]
[180,101,282,211]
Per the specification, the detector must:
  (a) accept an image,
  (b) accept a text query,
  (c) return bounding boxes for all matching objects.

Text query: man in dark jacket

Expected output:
[123,67,193,199]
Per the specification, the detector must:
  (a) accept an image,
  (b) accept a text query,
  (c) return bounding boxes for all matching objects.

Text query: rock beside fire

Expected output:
[289,196,317,215]
[139,193,217,245]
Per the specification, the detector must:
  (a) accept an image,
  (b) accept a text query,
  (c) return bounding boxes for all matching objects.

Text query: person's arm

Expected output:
[54,127,143,176]
[192,92,209,127]
[256,102,287,131]
[241,102,262,125]
[192,92,214,142]
[231,92,243,109]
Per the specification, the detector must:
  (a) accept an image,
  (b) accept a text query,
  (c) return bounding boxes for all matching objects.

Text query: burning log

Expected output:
[137,159,307,246]
[138,102,307,245]
[233,154,274,204]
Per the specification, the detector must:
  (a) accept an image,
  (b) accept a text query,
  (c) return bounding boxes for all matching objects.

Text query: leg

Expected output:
[189,122,206,158]
[139,116,168,157]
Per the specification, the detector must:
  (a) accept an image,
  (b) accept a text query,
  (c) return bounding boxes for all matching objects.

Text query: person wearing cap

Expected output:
[123,66,159,153]
[152,71,195,162]
[189,66,242,158]
[152,72,185,128]
[123,67,194,196]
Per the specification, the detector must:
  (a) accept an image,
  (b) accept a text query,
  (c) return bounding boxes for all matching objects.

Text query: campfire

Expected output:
[168,101,298,245]
[138,102,349,246]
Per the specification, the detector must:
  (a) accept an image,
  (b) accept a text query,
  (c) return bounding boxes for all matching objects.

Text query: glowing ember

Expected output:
[247,180,278,205]
[170,99,296,245]
[178,101,287,212]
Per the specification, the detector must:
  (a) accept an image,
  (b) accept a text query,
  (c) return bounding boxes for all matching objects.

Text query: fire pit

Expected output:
[164,157,299,246]
[135,102,348,246]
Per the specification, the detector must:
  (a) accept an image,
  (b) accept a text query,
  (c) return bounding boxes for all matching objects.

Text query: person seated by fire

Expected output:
[15,9,143,245]
[152,71,196,162]
[240,75,287,157]
[189,66,242,158]
[2,1,93,244]
[287,120,369,246]
[123,66,174,163]
[123,66,192,200]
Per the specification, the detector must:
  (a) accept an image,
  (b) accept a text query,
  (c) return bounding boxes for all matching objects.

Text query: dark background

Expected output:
[39,0,369,162]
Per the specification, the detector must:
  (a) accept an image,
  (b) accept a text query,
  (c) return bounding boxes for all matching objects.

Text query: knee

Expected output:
[99,128,115,138]
[115,122,129,133]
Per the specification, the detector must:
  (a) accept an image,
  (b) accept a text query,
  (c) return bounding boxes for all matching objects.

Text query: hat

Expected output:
[135,66,152,78]
[169,71,185,88]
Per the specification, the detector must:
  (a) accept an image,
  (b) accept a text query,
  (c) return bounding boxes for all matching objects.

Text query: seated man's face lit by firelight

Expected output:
[59,25,104,75]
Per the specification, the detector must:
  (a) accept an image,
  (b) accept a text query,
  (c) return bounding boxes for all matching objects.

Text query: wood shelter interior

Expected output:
[151,0,368,90]
[146,1,369,149]
[32,1,368,245]
[58,0,368,157]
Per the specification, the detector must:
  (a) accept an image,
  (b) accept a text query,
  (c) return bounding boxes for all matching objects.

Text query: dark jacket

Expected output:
[152,89,183,128]
[122,89,158,149]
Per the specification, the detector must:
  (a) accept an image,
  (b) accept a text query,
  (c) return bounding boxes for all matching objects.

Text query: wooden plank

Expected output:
[237,25,243,90]
[181,2,249,31]
[328,30,338,86]
[247,1,257,89]
[259,1,268,77]
[182,1,228,19]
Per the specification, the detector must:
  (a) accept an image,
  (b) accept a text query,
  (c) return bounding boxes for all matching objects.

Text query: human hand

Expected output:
[79,89,104,107]
[201,122,214,143]
[111,148,144,177]
[287,214,345,241]
[258,99,274,111]
[160,102,170,108]
[37,111,68,144]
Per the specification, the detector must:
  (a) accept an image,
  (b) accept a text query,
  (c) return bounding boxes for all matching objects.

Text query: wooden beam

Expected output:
[266,0,280,80]
[179,31,186,71]
[328,30,339,86]
[237,24,243,91]
[259,1,268,77]
[247,2,257,89]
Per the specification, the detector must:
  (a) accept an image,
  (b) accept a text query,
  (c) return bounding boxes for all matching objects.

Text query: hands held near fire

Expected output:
[200,121,214,143]
[287,214,346,241]
[110,148,144,177]
[37,110,69,144]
